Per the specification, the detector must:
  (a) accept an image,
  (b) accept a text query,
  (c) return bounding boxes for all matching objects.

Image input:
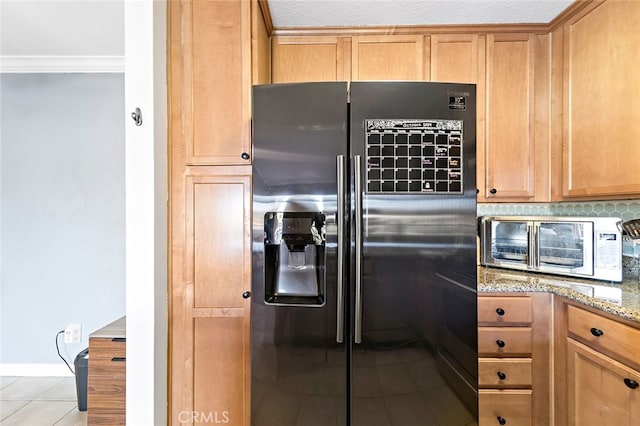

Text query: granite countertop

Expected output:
[478,266,640,323]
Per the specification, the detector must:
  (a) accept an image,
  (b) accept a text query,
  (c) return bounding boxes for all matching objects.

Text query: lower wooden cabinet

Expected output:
[170,169,251,425]
[87,317,126,425]
[556,302,640,426]
[566,338,640,425]
[478,293,551,425]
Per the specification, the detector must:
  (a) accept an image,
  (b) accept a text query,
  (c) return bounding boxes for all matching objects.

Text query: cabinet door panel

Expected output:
[186,174,251,308]
[352,35,424,81]
[567,338,640,426]
[430,34,479,84]
[485,34,535,200]
[272,37,349,83]
[194,317,248,426]
[562,1,640,198]
[176,0,251,165]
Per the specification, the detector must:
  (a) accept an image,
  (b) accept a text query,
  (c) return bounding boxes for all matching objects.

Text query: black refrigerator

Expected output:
[251,82,478,426]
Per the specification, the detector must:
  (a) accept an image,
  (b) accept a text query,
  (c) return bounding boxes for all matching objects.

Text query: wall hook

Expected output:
[131,107,143,126]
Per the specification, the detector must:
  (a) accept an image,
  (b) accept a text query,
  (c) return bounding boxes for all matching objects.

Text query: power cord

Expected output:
[55,330,76,375]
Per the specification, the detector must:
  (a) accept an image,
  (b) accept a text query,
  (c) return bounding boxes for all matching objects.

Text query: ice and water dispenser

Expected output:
[263,212,326,306]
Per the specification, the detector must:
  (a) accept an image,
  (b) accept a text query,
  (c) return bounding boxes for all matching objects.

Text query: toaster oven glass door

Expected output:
[536,221,593,275]
[490,220,530,268]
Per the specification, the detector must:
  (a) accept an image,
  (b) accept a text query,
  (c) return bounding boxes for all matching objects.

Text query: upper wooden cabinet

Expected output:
[561,0,640,199]
[430,34,481,84]
[351,35,425,81]
[483,33,550,202]
[272,37,350,83]
[171,0,252,165]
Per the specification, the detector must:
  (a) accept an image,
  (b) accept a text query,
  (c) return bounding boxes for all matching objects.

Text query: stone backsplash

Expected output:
[477,200,640,221]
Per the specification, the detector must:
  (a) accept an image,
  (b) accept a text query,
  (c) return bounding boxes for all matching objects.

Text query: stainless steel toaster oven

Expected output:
[480,216,622,282]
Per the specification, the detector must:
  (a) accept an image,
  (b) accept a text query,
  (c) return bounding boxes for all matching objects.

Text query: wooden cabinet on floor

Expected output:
[87,317,126,426]
[477,293,551,426]
[560,0,640,199]
[556,301,640,425]
[169,0,267,424]
[170,168,252,426]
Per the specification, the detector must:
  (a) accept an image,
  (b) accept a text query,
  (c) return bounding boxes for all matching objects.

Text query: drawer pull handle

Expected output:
[496,308,505,316]
[497,416,507,425]
[624,378,639,389]
[111,357,126,362]
[497,371,507,380]
[496,339,506,348]
[112,338,126,343]
[242,291,251,299]
[590,327,604,337]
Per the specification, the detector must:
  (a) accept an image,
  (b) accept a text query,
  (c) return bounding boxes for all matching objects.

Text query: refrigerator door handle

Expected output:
[354,155,363,344]
[336,155,345,343]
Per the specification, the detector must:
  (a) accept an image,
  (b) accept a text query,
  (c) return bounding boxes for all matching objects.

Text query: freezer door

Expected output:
[251,82,349,426]
[349,82,478,425]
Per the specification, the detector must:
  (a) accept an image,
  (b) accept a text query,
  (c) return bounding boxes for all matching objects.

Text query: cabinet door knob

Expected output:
[497,416,507,425]
[624,378,639,389]
[590,327,604,337]
[496,307,505,316]
[496,339,506,348]
[497,371,507,380]
[490,188,497,194]
[242,291,251,299]
[241,152,250,160]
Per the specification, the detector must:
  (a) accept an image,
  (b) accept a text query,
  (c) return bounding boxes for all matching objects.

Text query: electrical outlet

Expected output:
[64,324,82,344]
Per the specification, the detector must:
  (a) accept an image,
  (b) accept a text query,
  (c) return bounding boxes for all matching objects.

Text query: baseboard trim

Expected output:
[0,364,75,377]
[0,55,125,73]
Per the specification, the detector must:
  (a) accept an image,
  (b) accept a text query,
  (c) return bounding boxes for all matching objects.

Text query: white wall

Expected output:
[0,0,124,56]
[0,73,126,369]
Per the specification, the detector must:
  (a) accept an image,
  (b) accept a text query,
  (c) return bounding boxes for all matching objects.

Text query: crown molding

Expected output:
[0,55,124,73]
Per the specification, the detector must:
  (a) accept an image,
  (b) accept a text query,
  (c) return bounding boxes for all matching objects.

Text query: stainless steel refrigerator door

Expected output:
[349,82,478,425]
[251,82,349,426]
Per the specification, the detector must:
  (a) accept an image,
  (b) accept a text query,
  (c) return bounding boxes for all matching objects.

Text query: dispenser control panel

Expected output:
[365,119,464,194]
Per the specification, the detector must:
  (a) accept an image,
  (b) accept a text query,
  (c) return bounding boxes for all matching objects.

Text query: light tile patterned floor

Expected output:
[0,377,86,425]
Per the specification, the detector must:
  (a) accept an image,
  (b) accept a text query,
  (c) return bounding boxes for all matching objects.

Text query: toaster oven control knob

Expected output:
[497,416,507,425]
[241,152,250,160]
[497,371,507,380]
[496,339,506,348]
[496,308,505,316]
[242,291,251,299]
[624,378,639,389]
[490,188,497,194]
[590,327,604,337]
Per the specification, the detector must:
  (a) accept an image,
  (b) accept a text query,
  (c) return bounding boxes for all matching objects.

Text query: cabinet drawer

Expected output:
[479,358,533,388]
[478,327,533,356]
[478,296,533,325]
[87,411,126,426]
[89,337,126,359]
[87,375,125,410]
[567,305,640,368]
[89,356,126,377]
[479,389,532,426]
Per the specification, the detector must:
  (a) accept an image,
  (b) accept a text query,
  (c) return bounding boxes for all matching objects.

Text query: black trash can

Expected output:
[74,348,89,411]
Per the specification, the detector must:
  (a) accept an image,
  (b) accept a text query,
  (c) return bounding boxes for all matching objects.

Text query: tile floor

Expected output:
[0,376,86,425]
